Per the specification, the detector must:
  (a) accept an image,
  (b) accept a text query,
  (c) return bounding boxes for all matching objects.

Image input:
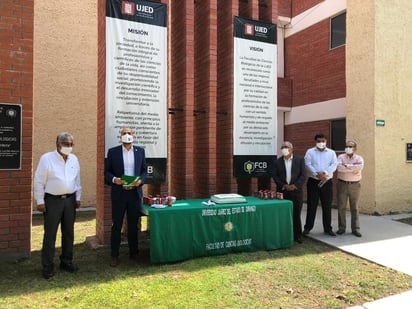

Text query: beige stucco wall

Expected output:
[33,1,97,206]
[347,0,412,214]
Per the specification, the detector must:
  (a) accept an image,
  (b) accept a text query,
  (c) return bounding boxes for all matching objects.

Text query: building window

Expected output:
[331,119,346,151]
[330,12,346,49]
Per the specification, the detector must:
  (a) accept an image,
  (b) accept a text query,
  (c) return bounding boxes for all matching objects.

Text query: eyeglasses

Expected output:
[60,142,74,147]
[121,132,132,135]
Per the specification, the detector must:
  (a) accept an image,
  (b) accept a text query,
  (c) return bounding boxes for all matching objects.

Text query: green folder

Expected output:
[121,175,140,186]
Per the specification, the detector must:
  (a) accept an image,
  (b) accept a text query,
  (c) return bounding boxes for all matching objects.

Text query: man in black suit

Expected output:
[105,127,147,266]
[273,141,306,243]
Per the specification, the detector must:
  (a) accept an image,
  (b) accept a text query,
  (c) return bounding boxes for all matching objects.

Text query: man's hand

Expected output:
[132,179,143,187]
[317,172,328,182]
[114,177,125,185]
[37,204,46,212]
[76,201,81,209]
[284,184,297,191]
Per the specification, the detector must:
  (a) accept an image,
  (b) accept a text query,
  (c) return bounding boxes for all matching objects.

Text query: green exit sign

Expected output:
[376,119,385,127]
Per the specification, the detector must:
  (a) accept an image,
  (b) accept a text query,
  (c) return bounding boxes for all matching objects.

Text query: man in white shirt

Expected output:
[34,132,82,279]
[303,133,337,236]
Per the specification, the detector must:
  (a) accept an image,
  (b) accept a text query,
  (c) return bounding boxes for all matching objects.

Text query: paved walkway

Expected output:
[301,207,412,309]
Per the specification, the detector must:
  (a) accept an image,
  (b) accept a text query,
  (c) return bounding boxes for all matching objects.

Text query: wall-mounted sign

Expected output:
[0,103,22,170]
[406,143,412,162]
[376,119,385,127]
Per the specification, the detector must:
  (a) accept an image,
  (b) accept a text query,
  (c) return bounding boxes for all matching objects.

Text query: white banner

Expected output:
[105,15,167,158]
[233,25,277,156]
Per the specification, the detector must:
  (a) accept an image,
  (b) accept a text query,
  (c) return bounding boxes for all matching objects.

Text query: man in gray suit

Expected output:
[273,141,306,243]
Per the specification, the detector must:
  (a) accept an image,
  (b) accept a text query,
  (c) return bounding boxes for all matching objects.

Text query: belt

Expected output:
[338,179,359,184]
[122,186,135,191]
[45,192,75,199]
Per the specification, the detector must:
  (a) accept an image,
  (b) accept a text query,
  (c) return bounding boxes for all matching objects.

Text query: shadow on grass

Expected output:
[0,212,336,299]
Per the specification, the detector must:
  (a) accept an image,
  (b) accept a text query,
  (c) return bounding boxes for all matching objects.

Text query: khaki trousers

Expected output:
[337,180,361,232]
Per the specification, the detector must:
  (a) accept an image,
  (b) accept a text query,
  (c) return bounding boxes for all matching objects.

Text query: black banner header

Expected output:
[234,16,276,44]
[107,0,167,26]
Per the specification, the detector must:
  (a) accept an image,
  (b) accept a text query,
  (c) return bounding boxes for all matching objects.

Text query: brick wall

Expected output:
[291,0,324,17]
[278,0,291,17]
[96,0,109,244]
[0,0,34,259]
[96,0,280,244]
[284,120,337,204]
[285,19,346,106]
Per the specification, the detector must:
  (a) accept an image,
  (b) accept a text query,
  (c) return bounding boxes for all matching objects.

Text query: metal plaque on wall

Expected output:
[407,143,412,162]
[0,103,22,170]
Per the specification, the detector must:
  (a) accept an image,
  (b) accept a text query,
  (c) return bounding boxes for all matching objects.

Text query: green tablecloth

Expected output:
[142,196,293,263]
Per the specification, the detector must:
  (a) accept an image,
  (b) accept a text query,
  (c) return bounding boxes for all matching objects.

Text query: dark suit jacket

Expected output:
[273,155,306,192]
[105,145,147,200]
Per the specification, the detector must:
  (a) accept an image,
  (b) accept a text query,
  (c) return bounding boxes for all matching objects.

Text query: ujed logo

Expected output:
[244,160,255,174]
[244,23,254,36]
[122,1,135,16]
[6,109,17,118]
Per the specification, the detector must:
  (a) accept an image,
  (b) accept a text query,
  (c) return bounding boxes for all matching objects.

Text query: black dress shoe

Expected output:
[60,262,79,273]
[129,253,139,261]
[303,229,310,235]
[352,230,362,237]
[295,237,303,244]
[336,229,345,235]
[42,268,55,280]
[325,230,336,236]
[110,257,119,267]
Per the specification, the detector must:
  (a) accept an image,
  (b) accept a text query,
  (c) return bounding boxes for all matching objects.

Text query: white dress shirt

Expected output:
[122,145,135,176]
[304,147,338,180]
[284,155,293,184]
[34,150,82,205]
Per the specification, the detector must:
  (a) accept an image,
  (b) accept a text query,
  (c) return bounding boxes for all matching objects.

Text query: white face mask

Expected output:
[121,133,134,144]
[345,147,354,155]
[281,148,290,156]
[316,142,326,149]
[60,146,72,156]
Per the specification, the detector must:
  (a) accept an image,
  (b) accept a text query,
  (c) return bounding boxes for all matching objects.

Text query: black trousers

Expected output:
[304,177,333,232]
[111,189,141,257]
[42,194,76,268]
[282,189,303,240]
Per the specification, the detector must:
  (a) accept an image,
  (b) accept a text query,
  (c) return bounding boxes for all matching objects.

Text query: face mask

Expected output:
[316,142,326,149]
[60,146,72,156]
[121,134,133,144]
[345,147,353,155]
[281,148,290,156]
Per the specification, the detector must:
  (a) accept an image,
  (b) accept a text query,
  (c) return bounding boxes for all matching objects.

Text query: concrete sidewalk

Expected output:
[301,207,412,309]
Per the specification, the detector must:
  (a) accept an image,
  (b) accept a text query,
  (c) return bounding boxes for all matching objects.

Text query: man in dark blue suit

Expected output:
[273,141,306,243]
[105,127,147,266]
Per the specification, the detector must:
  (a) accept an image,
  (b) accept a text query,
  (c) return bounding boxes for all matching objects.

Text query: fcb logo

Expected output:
[244,23,254,36]
[122,1,135,16]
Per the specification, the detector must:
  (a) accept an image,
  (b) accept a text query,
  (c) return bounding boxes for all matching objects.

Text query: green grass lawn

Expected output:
[0,211,411,309]
[397,216,412,225]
